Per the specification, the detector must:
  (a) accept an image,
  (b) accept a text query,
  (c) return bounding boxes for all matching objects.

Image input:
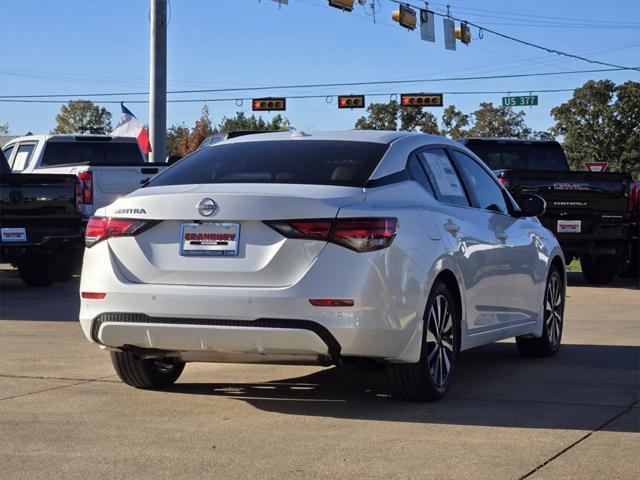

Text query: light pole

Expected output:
[149,0,167,162]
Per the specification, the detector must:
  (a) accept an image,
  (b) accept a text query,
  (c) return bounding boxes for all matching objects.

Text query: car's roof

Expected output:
[221,130,417,145]
[460,137,560,144]
[5,134,139,144]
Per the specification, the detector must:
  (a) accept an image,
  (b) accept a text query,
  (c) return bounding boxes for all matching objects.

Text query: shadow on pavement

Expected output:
[0,269,80,322]
[167,342,639,432]
[567,271,639,290]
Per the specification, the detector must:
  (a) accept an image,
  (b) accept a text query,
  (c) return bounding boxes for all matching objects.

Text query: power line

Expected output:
[389,0,640,71]
[0,67,632,99]
[0,88,578,104]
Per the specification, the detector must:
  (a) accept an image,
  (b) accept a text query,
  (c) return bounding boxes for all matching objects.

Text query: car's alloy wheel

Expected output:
[545,273,563,349]
[426,295,455,388]
[516,266,564,357]
[387,280,459,401]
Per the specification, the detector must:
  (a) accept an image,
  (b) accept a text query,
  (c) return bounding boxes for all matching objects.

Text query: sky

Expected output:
[0,0,639,137]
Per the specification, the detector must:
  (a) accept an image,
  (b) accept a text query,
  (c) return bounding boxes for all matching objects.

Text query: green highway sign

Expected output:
[502,95,538,107]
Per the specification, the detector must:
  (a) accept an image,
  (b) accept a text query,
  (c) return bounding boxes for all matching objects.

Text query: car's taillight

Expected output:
[75,180,82,215]
[85,216,150,248]
[630,181,639,213]
[78,171,93,205]
[265,218,398,252]
[498,177,510,189]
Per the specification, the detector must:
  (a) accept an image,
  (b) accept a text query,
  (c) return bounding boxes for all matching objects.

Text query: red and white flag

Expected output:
[112,103,152,153]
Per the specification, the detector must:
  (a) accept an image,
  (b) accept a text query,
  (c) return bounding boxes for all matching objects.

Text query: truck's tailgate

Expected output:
[93,164,162,210]
[501,170,633,238]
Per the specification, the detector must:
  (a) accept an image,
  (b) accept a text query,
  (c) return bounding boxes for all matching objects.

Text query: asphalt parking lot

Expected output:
[0,268,638,480]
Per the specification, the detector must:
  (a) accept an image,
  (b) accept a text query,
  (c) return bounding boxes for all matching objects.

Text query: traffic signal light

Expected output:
[400,93,444,107]
[328,0,354,11]
[338,95,365,109]
[252,98,286,111]
[455,22,471,45]
[391,5,417,30]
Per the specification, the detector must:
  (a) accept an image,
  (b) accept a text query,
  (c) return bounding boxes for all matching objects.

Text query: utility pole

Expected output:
[149,0,167,162]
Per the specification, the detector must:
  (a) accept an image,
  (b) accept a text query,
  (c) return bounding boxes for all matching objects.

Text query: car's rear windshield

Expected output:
[42,142,144,167]
[147,140,389,188]
[466,142,569,171]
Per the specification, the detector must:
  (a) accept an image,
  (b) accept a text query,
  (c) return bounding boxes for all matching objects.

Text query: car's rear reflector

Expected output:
[264,217,397,252]
[309,299,354,307]
[81,292,106,300]
[85,216,152,248]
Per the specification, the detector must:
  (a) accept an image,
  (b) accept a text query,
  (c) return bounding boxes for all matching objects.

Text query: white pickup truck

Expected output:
[2,135,170,219]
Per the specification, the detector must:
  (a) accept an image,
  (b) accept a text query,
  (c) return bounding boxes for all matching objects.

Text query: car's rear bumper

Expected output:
[79,241,427,363]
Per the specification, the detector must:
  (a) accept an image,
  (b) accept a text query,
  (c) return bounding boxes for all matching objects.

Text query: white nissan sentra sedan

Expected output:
[79,130,566,401]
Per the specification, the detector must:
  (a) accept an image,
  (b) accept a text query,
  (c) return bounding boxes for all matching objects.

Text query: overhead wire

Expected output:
[0,67,633,100]
[0,88,579,104]
[388,0,640,71]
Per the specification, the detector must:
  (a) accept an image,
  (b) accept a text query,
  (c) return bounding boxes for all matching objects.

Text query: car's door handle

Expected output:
[496,231,508,241]
[444,221,460,235]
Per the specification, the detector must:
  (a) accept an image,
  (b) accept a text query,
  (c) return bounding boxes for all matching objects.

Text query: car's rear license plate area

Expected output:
[180,223,240,257]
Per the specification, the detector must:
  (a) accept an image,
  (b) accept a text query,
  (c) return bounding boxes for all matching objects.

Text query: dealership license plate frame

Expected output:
[180,222,240,257]
[1,227,27,243]
[557,220,581,234]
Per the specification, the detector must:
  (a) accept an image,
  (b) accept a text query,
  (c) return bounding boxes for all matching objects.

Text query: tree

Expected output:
[217,111,292,133]
[51,100,112,134]
[0,123,9,135]
[551,80,640,176]
[440,105,469,139]
[467,102,531,138]
[614,81,640,177]
[400,108,439,134]
[188,104,216,152]
[166,123,190,157]
[354,101,399,130]
[354,101,438,132]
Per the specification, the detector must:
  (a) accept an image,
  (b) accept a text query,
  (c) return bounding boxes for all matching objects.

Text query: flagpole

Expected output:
[149,0,167,163]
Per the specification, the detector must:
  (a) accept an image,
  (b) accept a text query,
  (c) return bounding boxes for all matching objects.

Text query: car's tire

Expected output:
[110,351,185,389]
[387,280,460,402]
[580,254,616,285]
[17,255,57,287]
[516,266,564,358]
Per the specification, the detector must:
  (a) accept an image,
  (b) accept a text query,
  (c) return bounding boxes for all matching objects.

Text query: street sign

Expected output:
[443,18,456,51]
[502,95,538,107]
[420,9,435,42]
[585,162,609,172]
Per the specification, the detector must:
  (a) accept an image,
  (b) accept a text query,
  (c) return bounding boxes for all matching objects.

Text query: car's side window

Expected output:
[2,146,15,168]
[418,149,469,207]
[12,143,37,172]
[406,155,434,195]
[451,150,509,215]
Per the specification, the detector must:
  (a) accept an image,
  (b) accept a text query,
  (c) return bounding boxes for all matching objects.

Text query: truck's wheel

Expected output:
[55,251,79,281]
[580,255,617,285]
[17,255,57,287]
[110,351,185,389]
[617,246,639,279]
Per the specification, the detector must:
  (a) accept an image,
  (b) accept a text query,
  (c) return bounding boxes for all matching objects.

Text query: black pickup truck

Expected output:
[0,150,84,286]
[461,138,637,284]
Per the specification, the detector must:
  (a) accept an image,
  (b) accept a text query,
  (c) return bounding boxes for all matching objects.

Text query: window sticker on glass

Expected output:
[423,151,465,197]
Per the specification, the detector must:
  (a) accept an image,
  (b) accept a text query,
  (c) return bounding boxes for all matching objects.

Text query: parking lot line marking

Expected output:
[518,399,639,480]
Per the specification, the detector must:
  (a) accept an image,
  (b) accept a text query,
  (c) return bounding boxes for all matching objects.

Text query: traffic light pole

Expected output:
[149,0,167,162]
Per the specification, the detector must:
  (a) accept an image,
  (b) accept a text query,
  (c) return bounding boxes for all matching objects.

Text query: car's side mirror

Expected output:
[516,193,546,217]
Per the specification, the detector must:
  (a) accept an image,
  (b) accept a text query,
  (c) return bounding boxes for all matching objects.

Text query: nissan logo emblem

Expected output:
[197,198,218,217]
